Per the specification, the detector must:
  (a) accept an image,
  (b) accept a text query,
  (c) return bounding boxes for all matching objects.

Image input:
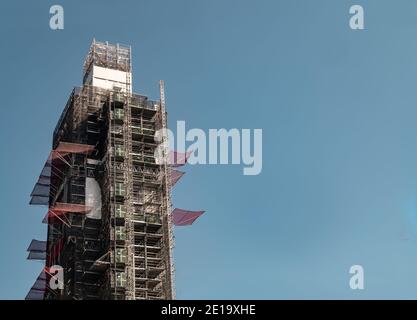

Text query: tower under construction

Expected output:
[26,40,204,300]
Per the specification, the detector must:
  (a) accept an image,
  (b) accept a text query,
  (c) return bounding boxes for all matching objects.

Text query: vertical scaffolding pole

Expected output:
[159,80,175,299]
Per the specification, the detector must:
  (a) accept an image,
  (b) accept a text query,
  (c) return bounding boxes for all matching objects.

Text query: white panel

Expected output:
[85,177,102,220]
[93,66,128,83]
[90,65,131,93]
[92,78,125,91]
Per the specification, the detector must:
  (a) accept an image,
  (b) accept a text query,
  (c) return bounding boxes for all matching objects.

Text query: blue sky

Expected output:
[2,0,417,299]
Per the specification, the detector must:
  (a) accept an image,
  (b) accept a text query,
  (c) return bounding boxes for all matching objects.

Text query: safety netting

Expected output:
[30,143,95,205]
[30,160,52,205]
[32,278,46,291]
[168,150,193,167]
[31,184,50,198]
[30,196,49,206]
[27,239,47,260]
[171,208,204,226]
[169,169,185,187]
[25,271,46,300]
[27,251,46,260]
[25,290,44,300]
[27,239,47,252]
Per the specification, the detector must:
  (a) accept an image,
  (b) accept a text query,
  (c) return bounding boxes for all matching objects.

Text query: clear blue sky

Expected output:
[2,0,417,299]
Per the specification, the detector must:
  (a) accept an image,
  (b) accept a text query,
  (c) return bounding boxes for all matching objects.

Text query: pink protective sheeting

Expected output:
[43,203,92,224]
[48,150,69,160]
[51,202,92,213]
[48,142,94,161]
[169,169,185,187]
[171,208,205,226]
[168,150,193,167]
[55,142,95,154]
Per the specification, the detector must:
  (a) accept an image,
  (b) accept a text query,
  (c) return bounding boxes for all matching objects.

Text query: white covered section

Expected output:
[85,177,102,220]
[85,65,131,93]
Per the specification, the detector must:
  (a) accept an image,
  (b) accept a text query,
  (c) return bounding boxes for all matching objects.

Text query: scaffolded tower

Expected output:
[26,40,204,300]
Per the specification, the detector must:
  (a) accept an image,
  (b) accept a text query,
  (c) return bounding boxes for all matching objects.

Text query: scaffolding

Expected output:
[26,40,204,300]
